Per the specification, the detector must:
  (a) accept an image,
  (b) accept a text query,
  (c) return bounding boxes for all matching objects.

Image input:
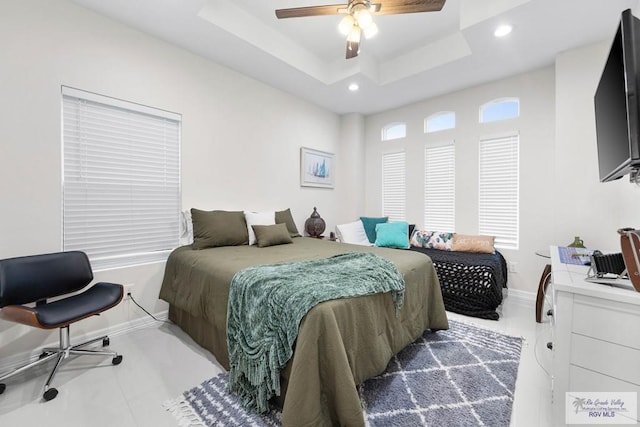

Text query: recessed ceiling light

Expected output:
[348,83,359,91]
[494,24,513,38]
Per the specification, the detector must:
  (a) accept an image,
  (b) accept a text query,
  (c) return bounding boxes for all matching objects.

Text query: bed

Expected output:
[408,247,508,320]
[335,221,508,320]
[159,237,448,427]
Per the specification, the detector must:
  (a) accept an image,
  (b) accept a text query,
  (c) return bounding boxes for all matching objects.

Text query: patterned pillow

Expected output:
[410,230,454,250]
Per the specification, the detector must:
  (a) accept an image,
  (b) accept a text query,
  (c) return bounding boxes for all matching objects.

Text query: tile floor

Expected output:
[0,293,554,426]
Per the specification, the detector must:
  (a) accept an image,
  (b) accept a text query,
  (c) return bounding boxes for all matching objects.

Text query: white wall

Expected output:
[0,0,355,360]
[554,41,640,252]
[4,0,640,364]
[363,19,640,296]
[336,113,366,224]
[364,67,557,292]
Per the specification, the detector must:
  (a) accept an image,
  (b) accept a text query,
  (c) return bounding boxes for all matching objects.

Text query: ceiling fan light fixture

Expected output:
[338,14,355,36]
[275,0,448,60]
[347,25,361,43]
[363,21,378,39]
[353,5,373,29]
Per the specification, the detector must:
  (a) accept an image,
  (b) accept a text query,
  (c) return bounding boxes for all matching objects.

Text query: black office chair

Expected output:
[0,251,124,401]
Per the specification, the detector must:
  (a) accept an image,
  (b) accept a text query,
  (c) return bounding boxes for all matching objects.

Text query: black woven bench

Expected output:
[408,247,508,320]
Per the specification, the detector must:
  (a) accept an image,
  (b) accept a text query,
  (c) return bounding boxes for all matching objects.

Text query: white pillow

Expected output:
[180,209,194,245]
[336,221,373,246]
[244,211,275,245]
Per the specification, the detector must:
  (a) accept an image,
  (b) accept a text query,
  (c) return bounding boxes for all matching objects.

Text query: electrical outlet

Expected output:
[508,262,518,273]
[123,283,136,299]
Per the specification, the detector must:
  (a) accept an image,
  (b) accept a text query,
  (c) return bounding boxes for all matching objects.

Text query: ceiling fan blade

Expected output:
[276,5,347,19]
[346,39,360,59]
[375,0,446,15]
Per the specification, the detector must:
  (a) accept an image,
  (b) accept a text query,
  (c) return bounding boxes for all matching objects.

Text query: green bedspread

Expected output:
[227,252,405,413]
[159,237,449,426]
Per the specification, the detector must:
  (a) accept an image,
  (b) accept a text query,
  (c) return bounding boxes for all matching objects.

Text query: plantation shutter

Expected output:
[62,86,181,270]
[424,143,455,232]
[382,151,406,221]
[478,133,519,249]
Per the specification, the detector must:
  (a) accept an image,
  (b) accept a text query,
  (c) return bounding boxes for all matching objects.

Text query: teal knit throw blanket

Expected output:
[226,252,405,413]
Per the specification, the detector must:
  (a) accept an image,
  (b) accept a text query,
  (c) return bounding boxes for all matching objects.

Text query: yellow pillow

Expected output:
[451,234,495,253]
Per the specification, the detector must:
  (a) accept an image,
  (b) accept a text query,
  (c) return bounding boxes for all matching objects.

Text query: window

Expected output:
[62,86,181,270]
[425,111,456,133]
[382,151,406,221]
[478,133,519,249]
[479,98,519,123]
[424,143,455,231]
[381,122,407,141]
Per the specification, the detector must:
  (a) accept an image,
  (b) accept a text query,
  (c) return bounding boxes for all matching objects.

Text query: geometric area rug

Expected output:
[164,319,523,427]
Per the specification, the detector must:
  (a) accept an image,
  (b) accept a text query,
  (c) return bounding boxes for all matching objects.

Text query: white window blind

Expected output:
[382,151,406,221]
[62,86,181,270]
[424,143,455,231]
[479,133,519,249]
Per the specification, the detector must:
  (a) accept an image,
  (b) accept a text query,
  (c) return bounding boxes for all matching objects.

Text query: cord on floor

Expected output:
[533,278,554,379]
[128,292,171,324]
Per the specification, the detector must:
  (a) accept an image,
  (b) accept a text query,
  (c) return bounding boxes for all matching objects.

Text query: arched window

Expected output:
[425,111,456,133]
[381,122,407,141]
[479,98,519,123]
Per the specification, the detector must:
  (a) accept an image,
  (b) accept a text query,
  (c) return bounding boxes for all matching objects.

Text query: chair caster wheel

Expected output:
[102,337,110,347]
[0,383,6,394]
[112,355,123,365]
[43,388,58,401]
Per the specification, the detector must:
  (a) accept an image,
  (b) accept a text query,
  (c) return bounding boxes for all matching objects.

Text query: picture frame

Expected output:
[300,147,334,188]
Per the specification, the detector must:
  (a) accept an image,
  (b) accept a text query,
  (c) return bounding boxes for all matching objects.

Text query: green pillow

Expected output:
[360,216,388,243]
[375,221,410,249]
[191,209,248,249]
[275,208,301,237]
[252,223,293,247]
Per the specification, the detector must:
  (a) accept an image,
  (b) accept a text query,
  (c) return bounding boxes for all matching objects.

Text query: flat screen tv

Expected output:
[594,9,640,182]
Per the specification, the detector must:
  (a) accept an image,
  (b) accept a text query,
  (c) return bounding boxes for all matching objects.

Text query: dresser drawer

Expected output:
[572,295,640,350]
[570,365,640,393]
[571,334,640,385]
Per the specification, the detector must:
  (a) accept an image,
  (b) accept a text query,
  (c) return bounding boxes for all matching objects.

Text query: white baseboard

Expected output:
[107,309,169,339]
[0,310,168,375]
[504,288,536,304]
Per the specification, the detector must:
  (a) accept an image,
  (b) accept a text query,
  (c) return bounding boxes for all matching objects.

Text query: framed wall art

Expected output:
[300,147,334,188]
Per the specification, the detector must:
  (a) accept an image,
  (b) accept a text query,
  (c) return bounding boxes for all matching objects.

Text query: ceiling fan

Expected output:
[275,0,446,59]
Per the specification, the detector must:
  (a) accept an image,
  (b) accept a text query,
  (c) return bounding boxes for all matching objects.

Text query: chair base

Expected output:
[0,325,123,401]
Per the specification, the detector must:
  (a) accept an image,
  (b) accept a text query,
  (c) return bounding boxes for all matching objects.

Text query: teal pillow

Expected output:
[360,216,388,243]
[375,221,410,249]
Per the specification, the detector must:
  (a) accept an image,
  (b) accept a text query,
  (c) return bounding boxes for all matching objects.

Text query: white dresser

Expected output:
[551,245,640,425]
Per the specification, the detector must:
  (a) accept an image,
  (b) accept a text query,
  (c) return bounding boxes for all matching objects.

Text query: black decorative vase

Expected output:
[304,207,326,238]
